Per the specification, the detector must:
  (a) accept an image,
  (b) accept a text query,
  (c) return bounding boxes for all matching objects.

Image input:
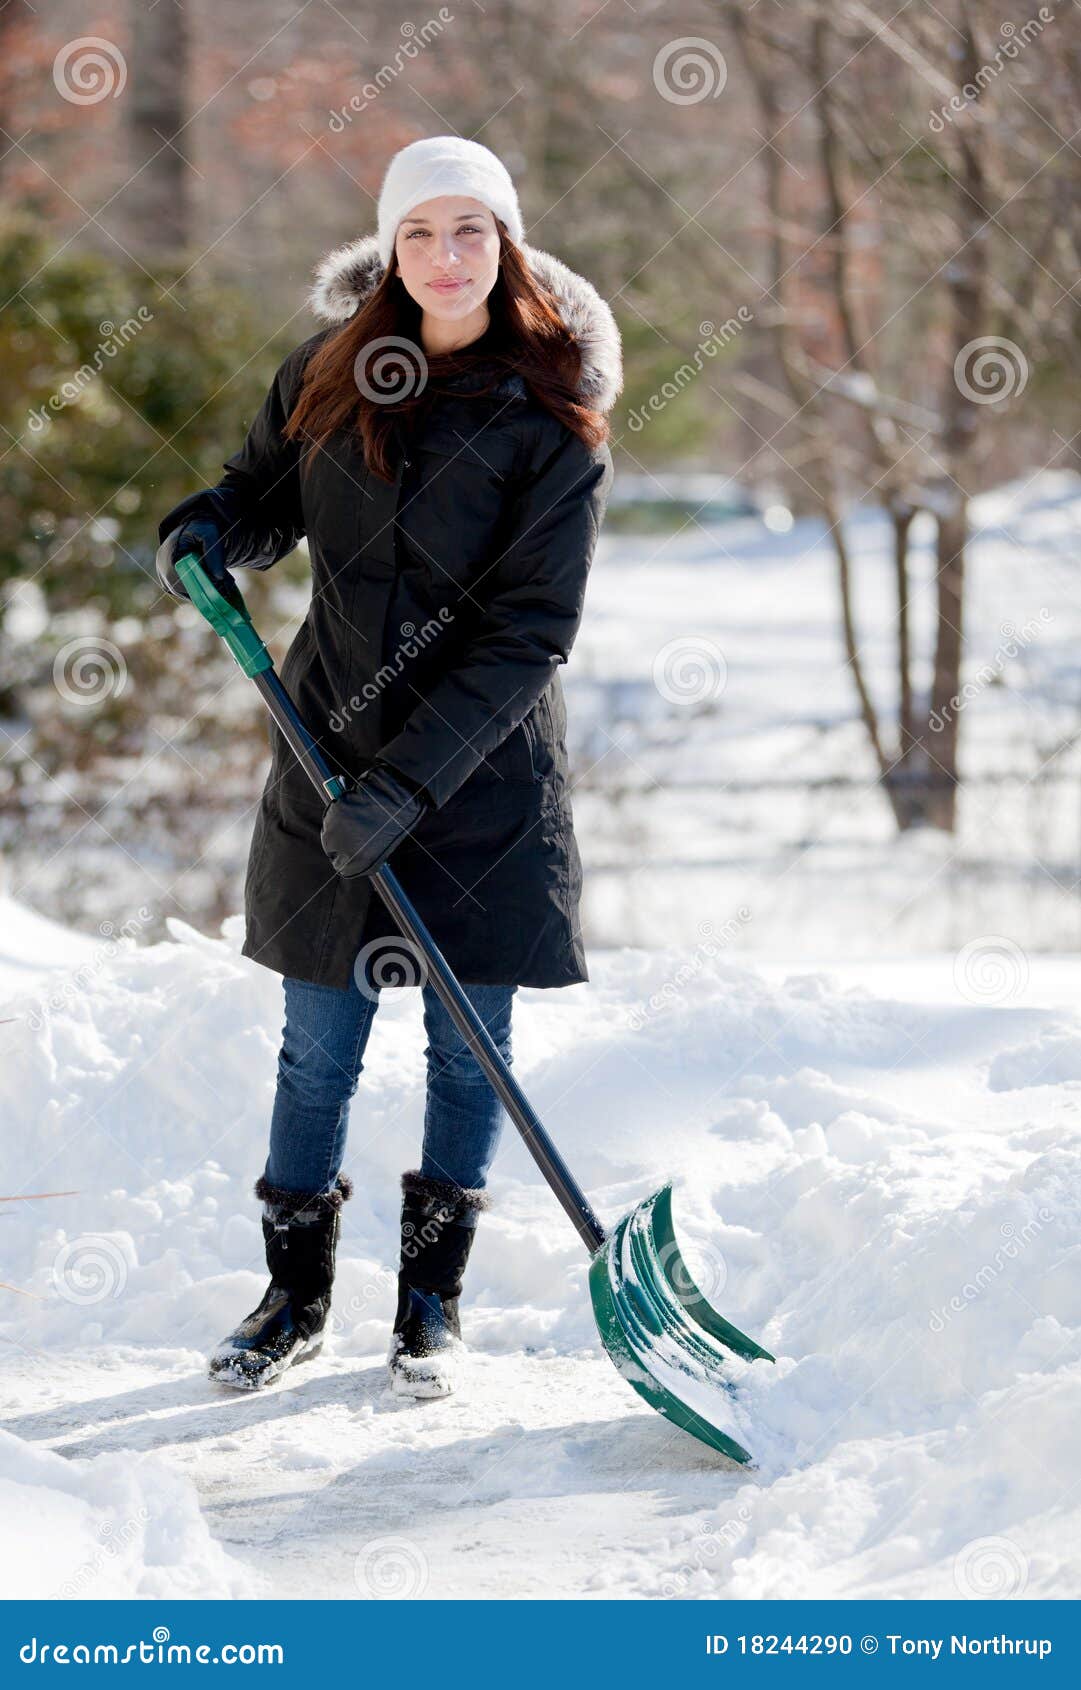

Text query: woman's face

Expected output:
[393,195,501,327]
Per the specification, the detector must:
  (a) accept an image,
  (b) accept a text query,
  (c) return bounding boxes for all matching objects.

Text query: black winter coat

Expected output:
[158,235,622,992]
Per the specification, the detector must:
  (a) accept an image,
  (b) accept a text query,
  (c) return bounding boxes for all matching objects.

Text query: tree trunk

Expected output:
[919,4,988,832]
[0,0,34,205]
[824,482,910,829]
[121,0,192,262]
[894,504,916,764]
[925,505,966,828]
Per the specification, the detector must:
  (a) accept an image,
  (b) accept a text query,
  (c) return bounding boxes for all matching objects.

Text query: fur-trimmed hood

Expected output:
[307,232,623,416]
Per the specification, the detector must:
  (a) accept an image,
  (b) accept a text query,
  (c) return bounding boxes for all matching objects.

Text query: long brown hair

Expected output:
[283,221,609,483]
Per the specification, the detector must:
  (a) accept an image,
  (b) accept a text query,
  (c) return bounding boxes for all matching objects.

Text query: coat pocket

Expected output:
[481,716,542,788]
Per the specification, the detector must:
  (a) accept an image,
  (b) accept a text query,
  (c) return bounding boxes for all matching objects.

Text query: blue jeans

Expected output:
[264,974,515,1219]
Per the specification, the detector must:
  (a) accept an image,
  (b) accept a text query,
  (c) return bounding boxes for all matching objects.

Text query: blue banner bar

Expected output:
[2,1601,1077,1684]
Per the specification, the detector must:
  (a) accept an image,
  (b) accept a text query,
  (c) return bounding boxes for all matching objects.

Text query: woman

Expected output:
[156,136,621,1398]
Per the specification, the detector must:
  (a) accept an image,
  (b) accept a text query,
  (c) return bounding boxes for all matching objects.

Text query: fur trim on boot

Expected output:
[253,1171,354,1218]
[399,1169,490,1215]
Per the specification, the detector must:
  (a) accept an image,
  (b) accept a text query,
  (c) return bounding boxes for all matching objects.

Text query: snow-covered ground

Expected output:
[1,899,1078,1599]
[575,469,1081,956]
[2,469,1079,1600]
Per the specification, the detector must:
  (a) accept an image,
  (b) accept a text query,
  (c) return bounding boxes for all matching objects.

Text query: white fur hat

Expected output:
[376,135,524,267]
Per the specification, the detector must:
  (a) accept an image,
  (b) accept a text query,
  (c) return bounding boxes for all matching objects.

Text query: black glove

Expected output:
[155,514,232,602]
[320,763,430,879]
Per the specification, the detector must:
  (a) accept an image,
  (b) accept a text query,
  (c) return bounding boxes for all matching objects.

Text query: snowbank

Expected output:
[0,910,1077,1597]
[0,890,99,994]
[0,1427,259,1599]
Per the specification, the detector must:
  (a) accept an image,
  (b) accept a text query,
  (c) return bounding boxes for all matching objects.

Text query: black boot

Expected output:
[208,1173,353,1389]
[389,1170,489,1398]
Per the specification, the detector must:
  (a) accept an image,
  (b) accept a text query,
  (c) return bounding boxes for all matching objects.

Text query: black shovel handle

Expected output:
[175,553,607,1253]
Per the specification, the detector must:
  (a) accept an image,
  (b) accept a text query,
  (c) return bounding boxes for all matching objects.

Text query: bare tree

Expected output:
[716,0,1077,831]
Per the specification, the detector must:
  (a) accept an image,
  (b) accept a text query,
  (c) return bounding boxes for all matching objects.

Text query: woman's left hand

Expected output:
[320,763,429,879]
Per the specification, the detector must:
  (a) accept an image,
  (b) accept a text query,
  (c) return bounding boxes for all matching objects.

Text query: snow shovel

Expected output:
[176,552,775,1464]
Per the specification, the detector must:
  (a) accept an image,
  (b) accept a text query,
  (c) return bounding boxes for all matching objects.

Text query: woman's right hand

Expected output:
[155,514,233,602]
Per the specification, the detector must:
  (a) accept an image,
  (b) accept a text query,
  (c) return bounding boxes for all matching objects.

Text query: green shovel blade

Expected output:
[588,1183,774,1466]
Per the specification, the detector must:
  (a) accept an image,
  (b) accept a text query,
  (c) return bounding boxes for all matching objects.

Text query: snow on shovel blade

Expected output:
[588,1184,774,1466]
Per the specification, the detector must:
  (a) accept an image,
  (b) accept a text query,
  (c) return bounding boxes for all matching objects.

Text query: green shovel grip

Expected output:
[174,551,273,678]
